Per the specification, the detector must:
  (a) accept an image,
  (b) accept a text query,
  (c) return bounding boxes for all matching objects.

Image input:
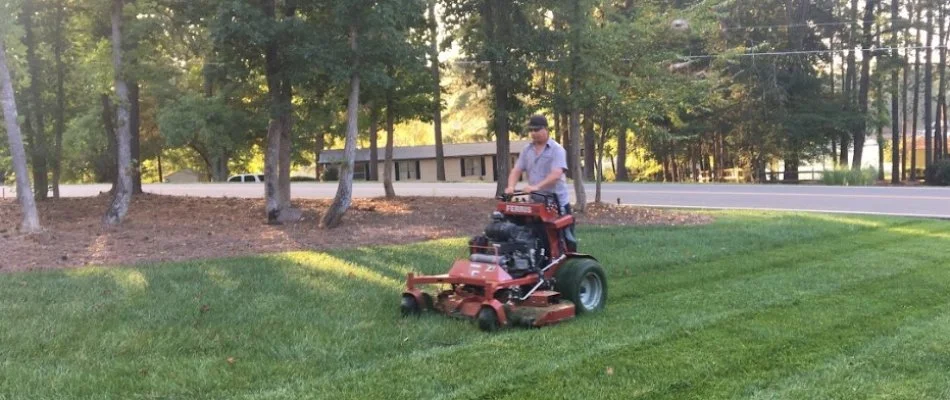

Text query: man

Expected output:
[505,114,576,250]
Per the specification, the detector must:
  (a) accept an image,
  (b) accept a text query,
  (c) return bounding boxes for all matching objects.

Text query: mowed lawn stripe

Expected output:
[299,220,947,398]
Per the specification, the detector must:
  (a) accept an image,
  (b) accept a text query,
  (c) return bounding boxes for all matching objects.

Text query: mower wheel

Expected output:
[400,294,421,317]
[477,307,500,332]
[555,257,607,314]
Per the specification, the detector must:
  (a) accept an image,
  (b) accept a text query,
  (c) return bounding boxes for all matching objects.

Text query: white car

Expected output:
[228,174,265,183]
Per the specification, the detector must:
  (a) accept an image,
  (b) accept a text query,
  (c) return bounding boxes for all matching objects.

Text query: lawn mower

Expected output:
[400,191,607,331]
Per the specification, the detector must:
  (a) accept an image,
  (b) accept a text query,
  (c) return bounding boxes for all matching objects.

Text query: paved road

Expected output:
[11,182,950,219]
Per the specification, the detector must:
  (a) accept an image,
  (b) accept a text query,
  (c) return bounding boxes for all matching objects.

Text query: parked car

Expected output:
[227,174,265,183]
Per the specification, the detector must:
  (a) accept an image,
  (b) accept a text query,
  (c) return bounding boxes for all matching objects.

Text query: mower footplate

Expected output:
[506,301,575,328]
[428,289,576,329]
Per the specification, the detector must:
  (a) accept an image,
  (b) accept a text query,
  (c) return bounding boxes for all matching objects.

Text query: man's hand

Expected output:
[505,186,516,194]
[522,185,537,193]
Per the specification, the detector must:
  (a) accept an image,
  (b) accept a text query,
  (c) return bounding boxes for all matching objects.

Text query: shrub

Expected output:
[820,167,878,186]
[924,159,950,186]
[321,167,339,181]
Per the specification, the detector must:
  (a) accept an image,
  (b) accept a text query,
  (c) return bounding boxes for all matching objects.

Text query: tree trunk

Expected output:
[157,151,164,183]
[583,111,595,181]
[561,113,571,172]
[485,0,511,197]
[130,82,143,194]
[384,71,396,199]
[616,127,628,181]
[567,0,585,211]
[594,123,608,203]
[261,0,295,223]
[1,39,41,232]
[924,3,934,169]
[875,3,886,179]
[383,121,395,195]
[889,0,900,182]
[429,0,446,181]
[51,0,66,198]
[20,1,49,201]
[852,0,878,170]
[100,94,117,184]
[901,0,911,181]
[937,2,948,160]
[569,109,585,212]
[321,24,360,229]
[211,155,229,182]
[783,156,799,182]
[279,107,291,209]
[315,130,325,181]
[846,0,858,104]
[911,0,922,179]
[103,0,132,225]
[369,103,379,181]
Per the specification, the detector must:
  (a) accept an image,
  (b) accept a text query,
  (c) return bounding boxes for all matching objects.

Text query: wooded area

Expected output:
[0,0,948,230]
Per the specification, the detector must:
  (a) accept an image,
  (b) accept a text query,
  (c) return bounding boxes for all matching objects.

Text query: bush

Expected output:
[924,159,950,186]
[321,167,339,181]
[820,167,878,186]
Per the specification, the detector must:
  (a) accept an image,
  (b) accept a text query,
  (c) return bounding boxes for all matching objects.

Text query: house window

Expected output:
[462,157,482,176]
[352,162,370,181]
[460,157,485,177]
[396,160,420,180]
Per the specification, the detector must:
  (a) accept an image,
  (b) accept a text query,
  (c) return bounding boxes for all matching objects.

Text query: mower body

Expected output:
[401,192,606,331]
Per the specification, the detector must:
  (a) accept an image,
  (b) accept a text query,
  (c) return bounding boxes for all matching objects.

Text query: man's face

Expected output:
[529,127,548,144]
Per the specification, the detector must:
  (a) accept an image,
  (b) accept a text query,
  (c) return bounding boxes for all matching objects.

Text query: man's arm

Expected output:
[506,147,528,193]
[506,166,523,193]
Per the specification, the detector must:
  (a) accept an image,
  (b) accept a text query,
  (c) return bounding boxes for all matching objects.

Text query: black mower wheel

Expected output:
[477,307,500,332]
[400,295,420,317]
[554,257,607,314]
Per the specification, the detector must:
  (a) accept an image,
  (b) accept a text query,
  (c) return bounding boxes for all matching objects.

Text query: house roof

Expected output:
[318,140,532,164]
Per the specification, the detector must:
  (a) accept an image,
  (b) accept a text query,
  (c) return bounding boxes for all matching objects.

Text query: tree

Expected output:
[103,0,132,225]
[213,0,303,224]
[19,0,49,200]
[428,0,446,181]
[51,0,68,198]
[911,0,922,179]
[923,0,933,168]
[1,36,41,232]
[889,0,900,183]
[321,23,360,229]
[323,0,429,223]
[850,0,878,170]
[443,0,540,197]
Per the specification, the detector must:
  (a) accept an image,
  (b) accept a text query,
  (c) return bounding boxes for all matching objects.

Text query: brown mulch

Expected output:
[0,194,712,272]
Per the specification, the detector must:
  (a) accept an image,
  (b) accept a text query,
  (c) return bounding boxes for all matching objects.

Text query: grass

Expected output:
[2,211,950,399]
[820,167,879,186]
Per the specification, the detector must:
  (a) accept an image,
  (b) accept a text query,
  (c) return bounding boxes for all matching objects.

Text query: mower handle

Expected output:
[498,191,562,210]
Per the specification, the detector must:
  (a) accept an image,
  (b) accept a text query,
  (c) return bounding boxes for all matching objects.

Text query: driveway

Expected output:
[22,181,950,219]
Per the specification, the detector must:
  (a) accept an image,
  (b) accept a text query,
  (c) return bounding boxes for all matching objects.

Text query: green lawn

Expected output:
[2,211,950,399]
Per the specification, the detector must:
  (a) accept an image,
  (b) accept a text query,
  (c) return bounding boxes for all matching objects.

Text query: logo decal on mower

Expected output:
[470,263,482,276]
[505,205,532,214]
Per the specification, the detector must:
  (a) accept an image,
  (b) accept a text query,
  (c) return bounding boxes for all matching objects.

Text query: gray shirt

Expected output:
[515,138,571,206]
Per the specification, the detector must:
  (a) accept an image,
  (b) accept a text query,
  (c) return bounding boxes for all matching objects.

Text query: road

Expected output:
[10,182,950,219]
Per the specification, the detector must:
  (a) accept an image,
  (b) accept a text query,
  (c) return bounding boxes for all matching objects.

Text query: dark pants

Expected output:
[560,203,577,252]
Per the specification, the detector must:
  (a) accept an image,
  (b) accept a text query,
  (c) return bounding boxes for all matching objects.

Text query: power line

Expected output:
[717,20,879,32]
[680,45,948,60]
[449,45,947,65]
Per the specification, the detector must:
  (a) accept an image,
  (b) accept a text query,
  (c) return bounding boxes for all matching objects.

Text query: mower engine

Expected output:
[468,212,546,278]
